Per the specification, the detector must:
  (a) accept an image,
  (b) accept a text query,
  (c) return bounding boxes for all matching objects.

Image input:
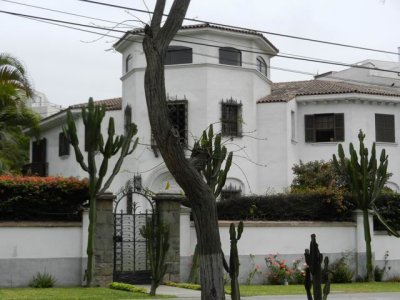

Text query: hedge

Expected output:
[374,193,400,231]
[217,192,400,232]
[217,192,354,222]
[0,175,88,221]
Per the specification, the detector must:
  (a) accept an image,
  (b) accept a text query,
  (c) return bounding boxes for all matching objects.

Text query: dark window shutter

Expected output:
[165,46,193,65]
[304,115,315,142]
[334,113,345,141]
[376,114,395,142]
[59,132,70,156]
[219,47,242,66]
[124,105,132,136]
[387,115,395,142]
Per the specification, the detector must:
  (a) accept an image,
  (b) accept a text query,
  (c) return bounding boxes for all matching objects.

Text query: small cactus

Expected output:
[304,234,331,300]
[223,221,244,300]
[140,215,170,296]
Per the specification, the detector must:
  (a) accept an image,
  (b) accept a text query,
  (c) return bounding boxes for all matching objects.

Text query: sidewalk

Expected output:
[139,285,400,300]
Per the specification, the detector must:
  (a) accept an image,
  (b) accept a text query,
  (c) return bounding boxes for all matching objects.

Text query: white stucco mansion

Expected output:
[27,24,400,205]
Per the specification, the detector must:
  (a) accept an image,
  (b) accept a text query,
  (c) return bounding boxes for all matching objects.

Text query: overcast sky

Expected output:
[1,0,399,108]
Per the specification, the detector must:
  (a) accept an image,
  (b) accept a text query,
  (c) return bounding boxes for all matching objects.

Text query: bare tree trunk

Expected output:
[141,1,225,299]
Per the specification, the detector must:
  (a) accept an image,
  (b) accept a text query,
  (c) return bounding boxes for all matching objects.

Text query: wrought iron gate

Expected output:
[113,179,155,284]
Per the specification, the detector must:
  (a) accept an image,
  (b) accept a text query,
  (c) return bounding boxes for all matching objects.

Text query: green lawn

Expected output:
[233,282,400,297]
[0,287,173,300]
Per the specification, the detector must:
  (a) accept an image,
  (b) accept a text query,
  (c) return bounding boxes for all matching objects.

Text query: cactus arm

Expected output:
[99,127,137,194]
[63,110,89,172]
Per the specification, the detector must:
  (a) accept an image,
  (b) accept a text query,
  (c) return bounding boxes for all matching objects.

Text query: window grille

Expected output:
[124,105,132,136]
[220,184,242,201]
[221,98,242,137]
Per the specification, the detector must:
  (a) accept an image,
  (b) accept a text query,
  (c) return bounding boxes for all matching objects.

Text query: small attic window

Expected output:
[125,54,133,73]
[219,47,241,66]
[165,46,193,65]
[256,56,267,76]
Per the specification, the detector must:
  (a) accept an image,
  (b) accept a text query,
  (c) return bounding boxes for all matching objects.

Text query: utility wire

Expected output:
[78,0,400,57]
[15,11,400,91]
[2,0,349,67]
[3,9,400,76]
[0,0,142,25]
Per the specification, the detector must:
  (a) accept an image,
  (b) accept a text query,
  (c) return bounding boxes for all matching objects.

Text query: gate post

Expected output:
[94,192,115,286]
[153,192,183,282]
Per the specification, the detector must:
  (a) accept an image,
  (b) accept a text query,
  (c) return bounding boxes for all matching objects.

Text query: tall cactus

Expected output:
[332,130,398,281]
[223,221,243,300]
[304,234,331,300]
[63,97,138,286]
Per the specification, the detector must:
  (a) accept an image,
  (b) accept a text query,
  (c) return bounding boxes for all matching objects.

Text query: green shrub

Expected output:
[109,282,147,293]
[164,281,201,290]
[29,272,56,288]
[0,175,88,221]
[330,256,354,283]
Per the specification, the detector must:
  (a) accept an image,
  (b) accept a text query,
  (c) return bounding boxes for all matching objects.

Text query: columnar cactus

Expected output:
[223,221,243,300]
[191,124,233,198]
[63,97,138,286]
[304,234,331,300]
[332,130,398,281]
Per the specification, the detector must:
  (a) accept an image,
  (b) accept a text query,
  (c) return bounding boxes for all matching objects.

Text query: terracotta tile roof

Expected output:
[114,23,279,53]
[257,80,400,103]
[69,97,122,111]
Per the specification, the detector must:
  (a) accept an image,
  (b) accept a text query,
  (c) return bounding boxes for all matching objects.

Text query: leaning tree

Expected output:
[142,0,226,298]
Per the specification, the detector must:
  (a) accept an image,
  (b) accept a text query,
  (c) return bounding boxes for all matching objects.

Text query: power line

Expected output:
[4,10,398,80]
[15,11,400,91]
[78,0,400,57]
[3,0,345,67]
[0,0,141,25]
[3,9,400,76]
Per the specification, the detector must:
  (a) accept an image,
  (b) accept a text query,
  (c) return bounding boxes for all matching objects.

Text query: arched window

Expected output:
[219,47,242,66]
[125,54,133,73]
[165,46,192,65]
[257,56,267,76]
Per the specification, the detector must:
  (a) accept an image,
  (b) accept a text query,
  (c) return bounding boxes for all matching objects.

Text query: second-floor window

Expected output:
[152,100,188,148]
[168,100,188,145]
[305,113,344,142]
[124,104,132,136]
[219,47,242,66]
[165,46,192,65]
[125,54,133,73]
[59,132,70,156]
[257,56,267,76]
[375,114,395,143]
[221,99,242,137]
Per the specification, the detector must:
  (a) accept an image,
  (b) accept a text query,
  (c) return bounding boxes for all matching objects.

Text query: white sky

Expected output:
[1,0,399,108]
